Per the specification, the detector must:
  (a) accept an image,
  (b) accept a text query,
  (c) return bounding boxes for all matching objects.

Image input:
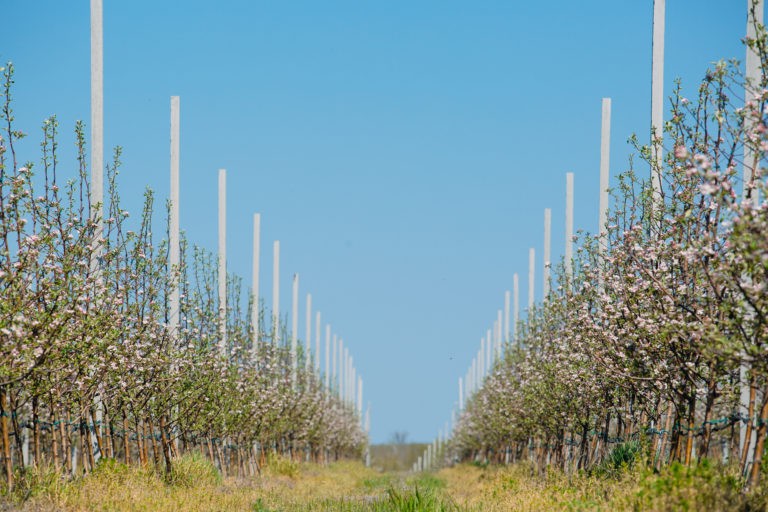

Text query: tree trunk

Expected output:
[656,403,674,470]
[147,417,160,468]
[0,387,13,490]
[699,375,717,462]
[123,414,131,464]
[32,396,40,467]
[136,419,146,467]
[82,415,95,473]
[62,411,72,475]
[9,392,24,473]
[159,415,173,476]
[90,406,104,461]
[684,394,696,465]
[51,407,60,471]
[748,385,768,490]
[740,383,757,475]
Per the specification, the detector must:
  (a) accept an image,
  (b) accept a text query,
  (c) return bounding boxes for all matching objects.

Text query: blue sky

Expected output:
[4,1,747,443]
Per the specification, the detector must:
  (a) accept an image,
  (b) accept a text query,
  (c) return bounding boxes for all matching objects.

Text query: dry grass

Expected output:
[6,456,768,511]
[439,463,636,511]
[12,457,389,512]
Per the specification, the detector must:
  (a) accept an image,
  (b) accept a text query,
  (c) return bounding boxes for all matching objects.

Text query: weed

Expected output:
[167,452,222,488]
[265,453,300,479]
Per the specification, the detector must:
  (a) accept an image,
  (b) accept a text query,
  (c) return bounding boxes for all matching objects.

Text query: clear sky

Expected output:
[4,1,748,443]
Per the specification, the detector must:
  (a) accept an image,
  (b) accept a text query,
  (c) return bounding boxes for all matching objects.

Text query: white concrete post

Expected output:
[352,363,357,408]
[169,96,180,337]
[325,325,331,389]
[90,0,103,242]
[338,340,345,397]
[513,273,519,344]
[332,334,338,391]
[346,355,352,404]
[470,358,476,395]
[252,213,261,349]
[305,293,312,369]
[565,173,574,279]
[496,310,502,357]
[651,0,665,204]
[218,169,227,356]
[741,0,764,467]
[348,356,353,405]
[543,209,551,297]
[478,342,484,383]
[272,241,280,343]
[504,291,510,344]
[743,0,763,198]
[357,376,363,417]
[486,329,492,372]
[315,311,321,372]
[528,248,535,312]
[346,354,351,404]
[466,368,472,399]
[291,274,299,381]
[599,98,611,250]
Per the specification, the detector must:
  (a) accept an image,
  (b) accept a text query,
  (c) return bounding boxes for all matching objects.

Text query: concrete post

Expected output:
[252,213,261,349]
[218,169,227,356]
[651,0,665,204]
[543,208,551,297]
[565,173,574,279]
[272,241,280,343]
[169,96,180,337]
[528,248,535,312]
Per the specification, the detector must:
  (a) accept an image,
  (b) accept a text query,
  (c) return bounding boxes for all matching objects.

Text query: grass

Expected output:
[4,456,768,511]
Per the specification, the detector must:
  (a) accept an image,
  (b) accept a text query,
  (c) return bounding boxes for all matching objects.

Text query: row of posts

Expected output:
[83,0,371,469]
[420,0,764,473]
